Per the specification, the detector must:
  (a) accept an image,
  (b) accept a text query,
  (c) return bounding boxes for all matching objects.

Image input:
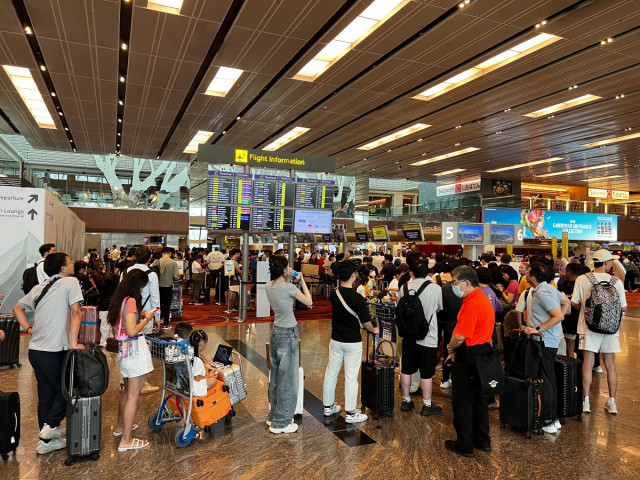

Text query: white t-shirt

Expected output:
[192,261,204,275]
[515,288,532,313]
[572,272,627,336]
[192,356,208,397]
[206,251,225,270]
[397,278,442,348]
[388,278,399,291]
[356,285,366,298]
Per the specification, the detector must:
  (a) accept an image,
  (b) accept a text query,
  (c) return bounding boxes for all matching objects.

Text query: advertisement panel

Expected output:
[483,207,618,241]
[588,188,629,200]
[436,178,481,197]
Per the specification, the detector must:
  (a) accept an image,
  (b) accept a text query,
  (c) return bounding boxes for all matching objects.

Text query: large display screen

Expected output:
[208,172,252,205]
[489,225,514,244]
[252,176,295,207]
[250,208,293,232]
[295,181,334,209]
[293,209,332,233]
[354,227,369,242]
[402,223,424,242]
[483,207,618,241]
[206,205,251,230]
[334,228,345,242]
[371,226,389,242]
[458,224,484,244]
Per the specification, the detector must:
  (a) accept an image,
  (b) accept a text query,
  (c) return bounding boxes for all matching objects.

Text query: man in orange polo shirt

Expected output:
[444,266,495,458]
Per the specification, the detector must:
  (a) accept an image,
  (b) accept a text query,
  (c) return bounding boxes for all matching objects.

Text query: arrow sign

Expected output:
[28,209,37,220]
[28,194,38,203]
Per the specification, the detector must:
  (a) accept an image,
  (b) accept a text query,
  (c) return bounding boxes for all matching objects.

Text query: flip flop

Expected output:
[113,424,139,437]
[118,438,149,452]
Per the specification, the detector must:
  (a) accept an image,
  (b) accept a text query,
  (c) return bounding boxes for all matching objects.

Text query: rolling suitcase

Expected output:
[499,376,542,439]
[0,315,21,369]
[0,391,20,461]
[361,333,395,419]
[216,351,247,406]
[78,306,101,345]
[555,355,583,422]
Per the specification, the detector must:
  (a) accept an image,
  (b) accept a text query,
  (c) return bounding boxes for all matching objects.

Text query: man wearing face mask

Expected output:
[444,266,496,458]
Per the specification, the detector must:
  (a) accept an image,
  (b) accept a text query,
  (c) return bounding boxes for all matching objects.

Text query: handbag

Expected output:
[474,348,506,396]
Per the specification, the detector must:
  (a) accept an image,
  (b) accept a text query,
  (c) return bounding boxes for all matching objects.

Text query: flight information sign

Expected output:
[295,179,334,209]
[206,205,251,230]
[208,171,252,205]
[252,175,295,207]
[251,208,293,231]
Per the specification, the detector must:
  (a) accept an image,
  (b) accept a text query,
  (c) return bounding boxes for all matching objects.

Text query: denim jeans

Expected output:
[323,339,362,412]
[268,326,300,428]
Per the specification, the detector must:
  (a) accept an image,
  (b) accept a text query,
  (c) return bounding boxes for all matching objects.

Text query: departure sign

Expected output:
[295,179,334,209]
[206,205,251,230]
[251,208,293,231]
[252,175,295,207]
[208,171,252,205]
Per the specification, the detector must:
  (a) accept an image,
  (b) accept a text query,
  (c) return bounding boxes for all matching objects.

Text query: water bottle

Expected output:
[290,271,300,281]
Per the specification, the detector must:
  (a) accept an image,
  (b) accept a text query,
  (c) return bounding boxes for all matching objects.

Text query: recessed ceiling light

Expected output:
[39,65,46,71]
[293,0,410,82]
[118,99,124,105]
[118,118,122,122]
[263,126,310,151]
[357,123,431,150]
[24,26,32,35]
[184,130,214,154]
[204,66,243,97]
[536,163,616,178]
[119,75,125,83]
[51,91,56,97]
[580,175,622,182]
[3,66,57,129]
[523,94,601,117]
[410,147,479,166]
[433,168,466,176]
[487,156,563,173]
[582,132,640,147]
[147,0,184,15]
[615,94,625,99]
[413,33,561,101]
[121,42,127,50]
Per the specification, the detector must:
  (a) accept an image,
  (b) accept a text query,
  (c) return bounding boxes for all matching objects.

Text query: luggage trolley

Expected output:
[369,302,397,361]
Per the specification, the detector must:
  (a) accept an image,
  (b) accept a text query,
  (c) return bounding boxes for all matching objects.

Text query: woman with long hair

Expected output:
[92,260,120,347]
[265,256,312,434]
[107,269,156,451]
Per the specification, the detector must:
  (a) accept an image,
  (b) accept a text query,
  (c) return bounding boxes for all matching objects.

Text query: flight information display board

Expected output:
[251,208,293,231]
[208,172,252,205]
[252,175,295,207]
[295,179,334,209]
[206,205,251,230]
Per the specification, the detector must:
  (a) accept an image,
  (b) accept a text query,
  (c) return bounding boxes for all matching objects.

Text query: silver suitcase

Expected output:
[216,351,247,406]
[66,397,101,462]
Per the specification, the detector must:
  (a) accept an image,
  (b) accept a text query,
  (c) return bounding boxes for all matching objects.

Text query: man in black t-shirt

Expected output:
[381,254,397,283]
[322,261,378,424]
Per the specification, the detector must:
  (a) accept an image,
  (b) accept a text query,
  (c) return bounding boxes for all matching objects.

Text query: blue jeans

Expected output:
[268,326,299,429]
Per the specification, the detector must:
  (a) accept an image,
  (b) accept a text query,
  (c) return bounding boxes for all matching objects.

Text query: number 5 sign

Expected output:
[441,222,458,244]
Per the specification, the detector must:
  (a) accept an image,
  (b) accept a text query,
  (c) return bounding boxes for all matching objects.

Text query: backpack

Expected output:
[61,344,110,400]
[584,273,623,334]
[505,331,543,380]
[22,262,39,294]
[396,281,432,340]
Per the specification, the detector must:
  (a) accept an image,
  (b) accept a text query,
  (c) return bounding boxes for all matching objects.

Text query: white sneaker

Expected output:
[345,411,368,424]
[269,423,299,434]
[583,398,591,414]
[39,423,65,440]
[324,403,341,416]
[553,420,562,429]
[36,438,66,455]
[593,365,603,374]
[605,401,618,415]
[542,424,558,434]
[440,380,452,389]
[141,382,160,394]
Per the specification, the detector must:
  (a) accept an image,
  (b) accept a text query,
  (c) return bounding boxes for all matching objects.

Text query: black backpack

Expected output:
[396,281,432,340]
[61,344,110,400]
[22,262,39,294]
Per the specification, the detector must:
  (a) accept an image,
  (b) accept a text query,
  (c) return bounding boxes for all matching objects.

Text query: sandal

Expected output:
[113,423,139,437]
[118,438,149,452]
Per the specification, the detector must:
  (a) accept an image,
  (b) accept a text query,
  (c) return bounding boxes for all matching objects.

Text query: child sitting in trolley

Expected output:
[189,330,219,396]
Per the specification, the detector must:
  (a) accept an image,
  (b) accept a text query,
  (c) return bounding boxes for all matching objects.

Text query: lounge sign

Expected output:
[588,188,629,200]
[198,144,336,173]
[436,178,481,197]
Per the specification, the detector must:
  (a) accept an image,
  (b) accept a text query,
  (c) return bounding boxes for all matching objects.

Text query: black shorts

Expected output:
[401,340,438,379]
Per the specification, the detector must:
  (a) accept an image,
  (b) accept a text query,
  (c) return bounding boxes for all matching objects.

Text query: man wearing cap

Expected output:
[571,249,627,415]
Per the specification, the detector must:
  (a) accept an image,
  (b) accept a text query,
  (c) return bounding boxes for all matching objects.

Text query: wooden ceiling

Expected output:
[1,0,639,196]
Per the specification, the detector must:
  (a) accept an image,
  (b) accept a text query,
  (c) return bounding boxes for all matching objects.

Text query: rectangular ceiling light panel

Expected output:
[263,127,310,151]
[293,0,410,82]
[184,130,213,154]
[523,94,601,118]
[536,162,616,178]
[205,67,243,97]
[413,33,562,101]
[410,147,479,166]
[433,168,466,176]
[486,156,563,173]
[580,175,623,182]
[2,65,56,129]
[582,132,640,147]
[357,123,431,150]
[147,0,184,15]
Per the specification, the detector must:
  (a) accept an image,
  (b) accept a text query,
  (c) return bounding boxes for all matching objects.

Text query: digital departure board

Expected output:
[295,180,334,209]
[252,175,295,207]
[206,205,251,230]
[208,172,252,205]
[251,208,293,232]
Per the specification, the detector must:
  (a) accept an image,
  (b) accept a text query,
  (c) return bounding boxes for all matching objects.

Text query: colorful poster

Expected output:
[483,208,618,241]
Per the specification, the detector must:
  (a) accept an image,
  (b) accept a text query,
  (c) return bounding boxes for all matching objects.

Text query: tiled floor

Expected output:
[2,308,640,480]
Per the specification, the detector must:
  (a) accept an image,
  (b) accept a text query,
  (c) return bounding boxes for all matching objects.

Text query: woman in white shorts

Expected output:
[108,269,156,451]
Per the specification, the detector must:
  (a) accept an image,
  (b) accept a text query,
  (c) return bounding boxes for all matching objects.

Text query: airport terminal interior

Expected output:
[2,0,640,479]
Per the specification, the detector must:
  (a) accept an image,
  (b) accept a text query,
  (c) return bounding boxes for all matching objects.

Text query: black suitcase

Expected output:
[499,376,542,439]
[360,334,395,419]
[0,391,20,461]
[0,315,21,369]
[555,355,583,422]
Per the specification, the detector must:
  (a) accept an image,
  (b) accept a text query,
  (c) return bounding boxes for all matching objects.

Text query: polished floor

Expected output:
[2,306,640,480]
